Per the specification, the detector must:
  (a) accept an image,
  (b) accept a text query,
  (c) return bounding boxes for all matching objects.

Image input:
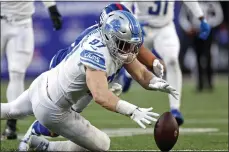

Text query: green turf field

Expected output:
[1,76,228,151]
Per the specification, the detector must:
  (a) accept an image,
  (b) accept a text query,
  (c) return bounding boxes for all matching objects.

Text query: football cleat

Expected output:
[18,138,31,151]
[18,120,39,151]
[18,135,49,151]
[1,126,17,140]
[30,135,49,151]
[171,109,184,126]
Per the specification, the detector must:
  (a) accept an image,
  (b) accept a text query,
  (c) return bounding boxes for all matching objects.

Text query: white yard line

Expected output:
[184,119,228,124]
[18,127,221,139]
[109,150,228,152]
[14,118,228,125]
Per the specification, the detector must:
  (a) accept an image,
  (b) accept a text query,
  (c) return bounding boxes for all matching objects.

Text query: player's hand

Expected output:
[152,59,164,78]
[149,77,179,100]
[199,19,211,40]
[48,5,62,31]
[109,83,123,97]
[131,107,159,129]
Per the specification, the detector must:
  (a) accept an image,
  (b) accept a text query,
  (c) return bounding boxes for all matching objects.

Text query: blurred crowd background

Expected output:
[1,1,228,79]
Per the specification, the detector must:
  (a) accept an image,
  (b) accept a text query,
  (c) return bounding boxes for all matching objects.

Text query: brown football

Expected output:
[154,112,179,152]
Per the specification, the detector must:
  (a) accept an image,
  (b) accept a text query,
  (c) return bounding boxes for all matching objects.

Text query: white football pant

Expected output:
[1,17,34,103]
[143,22,182,110]
[1,72,110,151]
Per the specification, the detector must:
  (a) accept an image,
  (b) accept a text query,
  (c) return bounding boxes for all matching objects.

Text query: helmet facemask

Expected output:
[106,34,141,64]
[101,11,142,64]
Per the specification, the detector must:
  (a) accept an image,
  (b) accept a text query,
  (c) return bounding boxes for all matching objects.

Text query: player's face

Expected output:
[114,37,140,55]
[113,37,140,63]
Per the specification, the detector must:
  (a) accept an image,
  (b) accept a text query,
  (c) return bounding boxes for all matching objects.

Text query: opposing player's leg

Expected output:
[0,19,18,140]
[2,20,34,139]
[153,23,184,126]
[0,20,8,57]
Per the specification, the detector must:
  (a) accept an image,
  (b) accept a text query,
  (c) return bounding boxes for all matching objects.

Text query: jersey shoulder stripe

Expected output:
[80,50,106,71]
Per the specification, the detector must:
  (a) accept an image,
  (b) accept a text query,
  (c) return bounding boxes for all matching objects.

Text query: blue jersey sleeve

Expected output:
[80,50,106,72]
[73,24,99,46]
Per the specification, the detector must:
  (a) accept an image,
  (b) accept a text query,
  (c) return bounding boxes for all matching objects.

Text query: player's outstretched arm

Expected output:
[137,45,165,78]
[85,67,159,129]
[42,1,62,30]
[86,67,119,112]
[124,59,179,100]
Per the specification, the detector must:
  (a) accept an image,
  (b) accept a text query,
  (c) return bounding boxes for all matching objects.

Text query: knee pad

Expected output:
[97,134,110,151]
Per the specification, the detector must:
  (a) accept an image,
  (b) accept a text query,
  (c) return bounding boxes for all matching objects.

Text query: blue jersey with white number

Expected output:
[46,27,123,106]
[122,1,175,27]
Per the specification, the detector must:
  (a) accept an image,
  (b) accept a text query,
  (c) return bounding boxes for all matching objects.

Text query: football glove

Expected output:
[48,5,62,31]
[152,59,164,78]
[131,107,159,129]
[199,19,211,40]
[149,76,179,100]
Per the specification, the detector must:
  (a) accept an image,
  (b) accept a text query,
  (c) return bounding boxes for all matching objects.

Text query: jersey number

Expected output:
[148,1,168,15]
[89,39,105,50]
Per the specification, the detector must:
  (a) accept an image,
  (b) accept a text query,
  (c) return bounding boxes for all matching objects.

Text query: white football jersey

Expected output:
[122,1,175,27]
[46,28,123,106]
[1,1,35,19]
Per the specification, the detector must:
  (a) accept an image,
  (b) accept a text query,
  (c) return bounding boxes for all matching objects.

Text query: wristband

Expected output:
[116,100,137,116]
